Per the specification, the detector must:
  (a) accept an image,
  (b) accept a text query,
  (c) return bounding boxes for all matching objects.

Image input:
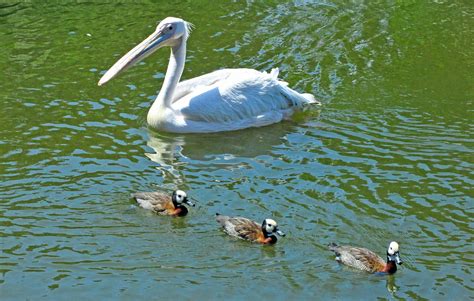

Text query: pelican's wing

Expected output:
[172,69,234,103]
[173,68,313,124]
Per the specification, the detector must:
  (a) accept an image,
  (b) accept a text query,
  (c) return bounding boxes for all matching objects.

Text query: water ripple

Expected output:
[0,1,472,300]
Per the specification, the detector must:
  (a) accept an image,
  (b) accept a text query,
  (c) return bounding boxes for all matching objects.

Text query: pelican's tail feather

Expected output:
[279,84,321,110]
[267,67,320,107]
[301,93,321,105]
[270,68,279,80]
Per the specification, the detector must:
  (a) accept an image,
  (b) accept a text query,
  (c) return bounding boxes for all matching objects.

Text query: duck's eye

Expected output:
[168,25,173,30]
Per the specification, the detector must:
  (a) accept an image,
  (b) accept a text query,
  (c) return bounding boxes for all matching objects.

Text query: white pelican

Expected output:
[98,17,320,133]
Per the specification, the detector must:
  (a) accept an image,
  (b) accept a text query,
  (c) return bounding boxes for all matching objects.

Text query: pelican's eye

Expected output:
[168,25,173,31]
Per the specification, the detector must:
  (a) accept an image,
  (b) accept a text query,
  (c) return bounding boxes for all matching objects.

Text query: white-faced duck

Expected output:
[329,241,403,274]
[215,213,285,244]
[131,190,195,217]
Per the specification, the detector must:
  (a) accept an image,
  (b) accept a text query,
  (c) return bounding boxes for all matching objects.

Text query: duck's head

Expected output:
[387,241,403,265]
[172,190,195,207]
[262,219,285,237]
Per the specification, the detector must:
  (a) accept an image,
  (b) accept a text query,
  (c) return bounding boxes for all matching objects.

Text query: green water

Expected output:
[1,1,473,300]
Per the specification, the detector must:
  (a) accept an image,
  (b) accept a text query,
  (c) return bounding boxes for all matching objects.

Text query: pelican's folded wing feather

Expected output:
[173,68,311,124]
[173,69,234,103]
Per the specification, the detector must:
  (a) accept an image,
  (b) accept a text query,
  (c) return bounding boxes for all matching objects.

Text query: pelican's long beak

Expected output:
[98,28,170,86]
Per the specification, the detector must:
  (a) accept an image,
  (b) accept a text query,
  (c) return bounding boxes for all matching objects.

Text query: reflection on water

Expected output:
[143,118,322,183]
[0,1,472,300]
[385,275,398,294]
[145,122,290,162]
[145,133,186,182]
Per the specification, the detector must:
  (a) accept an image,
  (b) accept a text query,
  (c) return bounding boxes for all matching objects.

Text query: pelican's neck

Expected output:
[151,38,186,112]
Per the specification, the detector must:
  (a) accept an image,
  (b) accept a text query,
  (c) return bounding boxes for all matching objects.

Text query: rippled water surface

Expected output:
[1,1,473,300]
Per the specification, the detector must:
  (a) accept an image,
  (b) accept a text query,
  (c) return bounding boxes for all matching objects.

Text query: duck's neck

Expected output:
[171,199,188,217]
[174,205,188,216]
[262,228,269,238]
[148,38,186,117]
[262,229,277,244]
[381,260,397,274]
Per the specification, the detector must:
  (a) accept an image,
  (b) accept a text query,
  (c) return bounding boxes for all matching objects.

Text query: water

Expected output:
[1,1,473,299]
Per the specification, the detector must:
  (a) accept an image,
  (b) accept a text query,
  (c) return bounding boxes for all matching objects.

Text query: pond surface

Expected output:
[1,1,473,300]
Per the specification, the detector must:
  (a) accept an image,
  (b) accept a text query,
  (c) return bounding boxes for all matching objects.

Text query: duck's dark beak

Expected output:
[276,229,285,237]
[184,197,195,207]
[395,252,403,265]
[389,252,403,265]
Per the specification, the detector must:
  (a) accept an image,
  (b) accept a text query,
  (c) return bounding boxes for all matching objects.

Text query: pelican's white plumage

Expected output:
[99,17,320,133]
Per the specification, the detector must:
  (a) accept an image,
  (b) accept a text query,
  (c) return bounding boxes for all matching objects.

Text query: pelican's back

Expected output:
[172,68,318,130]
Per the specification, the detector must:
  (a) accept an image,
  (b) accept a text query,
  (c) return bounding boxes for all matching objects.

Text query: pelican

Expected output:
[98,17,320,133]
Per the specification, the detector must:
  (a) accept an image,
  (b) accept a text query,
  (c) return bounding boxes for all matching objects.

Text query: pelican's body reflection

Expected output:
[144,122,298,180]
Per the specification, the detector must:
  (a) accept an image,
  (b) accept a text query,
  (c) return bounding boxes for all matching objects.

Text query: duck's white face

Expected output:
[264,219,277,233]
[387,241,403,265]
[263,219,285,236]
[174,190,187,203]
[388,241,399,255]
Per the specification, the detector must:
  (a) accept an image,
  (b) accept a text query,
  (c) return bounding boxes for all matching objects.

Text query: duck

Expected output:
[215,213,285,244]
[328,241,403,274]
[131,189,194,216]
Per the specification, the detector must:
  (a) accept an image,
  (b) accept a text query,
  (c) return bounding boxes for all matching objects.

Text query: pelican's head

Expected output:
[98,17,193,86]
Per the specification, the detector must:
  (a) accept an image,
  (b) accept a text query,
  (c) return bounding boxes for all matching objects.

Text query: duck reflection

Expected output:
[385,274,398,294]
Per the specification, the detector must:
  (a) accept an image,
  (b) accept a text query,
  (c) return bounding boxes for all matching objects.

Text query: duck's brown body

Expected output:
[132,191,189,216]
[329,243,400,274]
[216,214,279,244]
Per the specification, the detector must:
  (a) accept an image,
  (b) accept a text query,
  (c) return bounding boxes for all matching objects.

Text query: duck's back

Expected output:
[216,215,262,242]
[330,244,385,273]
[132,191,172,213]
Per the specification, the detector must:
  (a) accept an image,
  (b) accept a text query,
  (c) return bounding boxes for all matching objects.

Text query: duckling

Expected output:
[215,213,285,244]
[329,241,403,274]
[131,190,194,216]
